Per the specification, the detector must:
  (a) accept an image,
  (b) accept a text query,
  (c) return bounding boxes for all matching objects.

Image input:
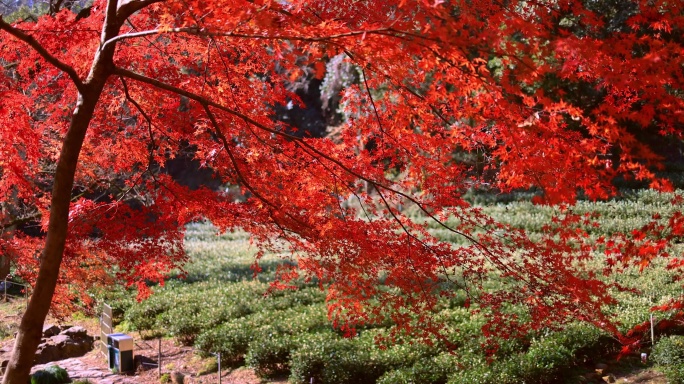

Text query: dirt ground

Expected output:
[0,295,282,384]
[3,329,285,384]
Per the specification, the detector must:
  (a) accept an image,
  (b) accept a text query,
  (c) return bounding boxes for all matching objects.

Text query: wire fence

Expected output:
[1,275,30,309]
[0,276,31,379]
[99,303,226,383]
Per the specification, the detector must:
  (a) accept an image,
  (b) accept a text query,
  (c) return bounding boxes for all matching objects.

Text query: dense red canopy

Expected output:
[1,0,683,381]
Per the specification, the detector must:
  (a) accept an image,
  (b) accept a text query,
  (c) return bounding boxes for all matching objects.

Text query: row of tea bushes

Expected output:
[118,190,684,383]
[124,280,325,343]
[125,284,624,384]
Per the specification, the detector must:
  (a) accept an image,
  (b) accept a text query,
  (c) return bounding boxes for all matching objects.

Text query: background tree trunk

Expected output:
[0,226,13,281]
[0,255,9,282]
[1,199,19,281]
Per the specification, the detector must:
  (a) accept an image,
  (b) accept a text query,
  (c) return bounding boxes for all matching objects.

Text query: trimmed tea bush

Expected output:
[246,335,296,377]
[652,335,684,384]
[289,332,362,384]
[377,353,460,384]
[289,331,402,384]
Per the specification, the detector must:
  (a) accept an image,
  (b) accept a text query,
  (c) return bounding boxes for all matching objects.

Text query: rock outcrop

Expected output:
[34,325,94,364]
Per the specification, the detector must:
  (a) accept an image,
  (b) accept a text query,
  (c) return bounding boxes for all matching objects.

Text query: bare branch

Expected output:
[50,0,65,15]
[0,16,85,92]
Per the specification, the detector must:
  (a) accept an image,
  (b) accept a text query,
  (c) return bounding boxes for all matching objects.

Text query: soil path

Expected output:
[24,338,275,384]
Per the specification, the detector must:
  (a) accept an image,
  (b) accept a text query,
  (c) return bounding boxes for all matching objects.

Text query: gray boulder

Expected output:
[33,327,94,364]
[42,324,60,338]
[59,326,88,338]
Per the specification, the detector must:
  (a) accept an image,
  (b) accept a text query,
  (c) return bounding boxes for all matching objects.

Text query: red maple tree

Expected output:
[1,0,683,382]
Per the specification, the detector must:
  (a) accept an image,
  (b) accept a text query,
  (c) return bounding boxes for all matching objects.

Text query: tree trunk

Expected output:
[1,2,124,382]
[1,91,100,384]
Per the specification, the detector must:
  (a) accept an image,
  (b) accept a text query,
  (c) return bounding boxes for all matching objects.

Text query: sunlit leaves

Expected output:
[1,0,683,349]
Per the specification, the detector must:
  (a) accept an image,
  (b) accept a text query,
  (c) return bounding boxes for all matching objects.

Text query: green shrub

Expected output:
[289,332,354,384]
[125,281,266,340]
[30,365,70,384]
[652,335,684,384]
[377,354,459,384]
[195,304,330,361]
[195,321,255,361]
[0,325,9,340]
[446,358,529,384]
[289,332,389,384]
[519,338,573,380]
[159,373,171,383]
[124,294,169,331]
[265,305,330,335]
[447,363,504,384]
[377,369,422,384]
[246,335,296,377]
[262,287,326,310]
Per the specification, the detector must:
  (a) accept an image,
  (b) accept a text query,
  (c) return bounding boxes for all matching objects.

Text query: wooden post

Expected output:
[158,338,162,378]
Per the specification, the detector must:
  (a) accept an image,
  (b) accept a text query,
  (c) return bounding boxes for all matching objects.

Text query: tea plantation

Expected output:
[107,190,684,383]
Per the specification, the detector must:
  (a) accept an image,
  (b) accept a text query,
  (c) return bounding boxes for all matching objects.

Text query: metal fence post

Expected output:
[218,352,221,384]
[158,338,162,378]
[651,313,655,346]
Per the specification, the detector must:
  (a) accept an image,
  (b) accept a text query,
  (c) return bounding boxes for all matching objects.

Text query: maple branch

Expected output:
[1,213,42,232]
[360,68,387,152]
[218,38,364,223]
[339,48,455,138]
[374,186,447,296]
[102,27,393,52]
[113,66,517,274]
[201,104,271,208]
[116,0,166,21]
[119,76,157,152]
[118,74,164,200]
[0,16,84,92]
[201,103,312,232]
[49,0,64,15]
